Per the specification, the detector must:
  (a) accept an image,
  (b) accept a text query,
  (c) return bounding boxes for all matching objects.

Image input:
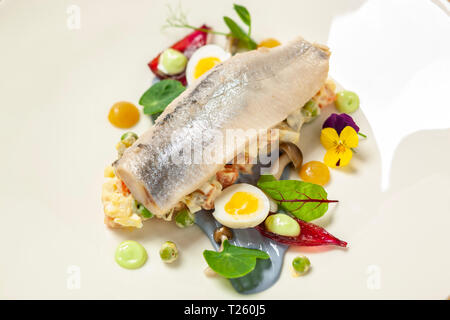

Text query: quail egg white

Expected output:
[185,44,231,86]
[212,183,270,229]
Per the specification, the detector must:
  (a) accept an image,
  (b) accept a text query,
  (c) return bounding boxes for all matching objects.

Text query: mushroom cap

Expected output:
[213,226,233,243]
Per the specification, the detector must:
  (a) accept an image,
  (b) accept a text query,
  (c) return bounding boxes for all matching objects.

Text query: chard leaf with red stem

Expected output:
[257,175,338,222]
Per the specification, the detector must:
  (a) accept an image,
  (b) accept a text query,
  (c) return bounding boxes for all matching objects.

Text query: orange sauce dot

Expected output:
[299,161,330,186]
[108,101,140,129]
[258,38,281,49]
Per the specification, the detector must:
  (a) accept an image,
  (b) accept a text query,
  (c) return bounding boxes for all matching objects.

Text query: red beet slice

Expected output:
[148,25,211,86]
[255,216,347,247]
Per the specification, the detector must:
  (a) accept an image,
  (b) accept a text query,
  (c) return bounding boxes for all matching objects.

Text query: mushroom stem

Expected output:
[270,153,292,180]
[205,234,229,277]
[219,235,228,252]
[204,266,217,277]
[269,142,303,180]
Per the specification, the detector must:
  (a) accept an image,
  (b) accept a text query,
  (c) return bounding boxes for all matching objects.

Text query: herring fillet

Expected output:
[114,37,329,216]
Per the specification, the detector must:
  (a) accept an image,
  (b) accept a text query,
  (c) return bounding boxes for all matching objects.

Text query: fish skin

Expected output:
[114,37,330,216]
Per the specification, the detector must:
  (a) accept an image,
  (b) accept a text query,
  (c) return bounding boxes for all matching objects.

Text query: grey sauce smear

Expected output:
[195,164,290,295]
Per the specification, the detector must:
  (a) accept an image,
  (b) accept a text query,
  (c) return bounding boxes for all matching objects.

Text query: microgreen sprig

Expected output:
[163,3,258,50]
[163,4,229,36]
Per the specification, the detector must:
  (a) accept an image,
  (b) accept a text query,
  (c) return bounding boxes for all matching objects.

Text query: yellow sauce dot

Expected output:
[225,192,259,215]
[108,101,140,129]
[194,57,221,79]
[299,161,330,186]
[258,38,281,49]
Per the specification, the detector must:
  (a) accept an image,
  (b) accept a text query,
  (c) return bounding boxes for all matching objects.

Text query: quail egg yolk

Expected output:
[194,57,221,79]
[224,192,259,215]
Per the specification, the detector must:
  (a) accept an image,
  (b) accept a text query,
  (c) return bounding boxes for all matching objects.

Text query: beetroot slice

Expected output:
[255,217,347,247]
[148,25,211,86]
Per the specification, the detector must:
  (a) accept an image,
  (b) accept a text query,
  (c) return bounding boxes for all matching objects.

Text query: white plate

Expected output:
[0,0,449,299]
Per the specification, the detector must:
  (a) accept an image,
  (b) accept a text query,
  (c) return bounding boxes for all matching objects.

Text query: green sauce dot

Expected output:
[160,48,187,75]
[115,240,147,269]
[335,90,360,114]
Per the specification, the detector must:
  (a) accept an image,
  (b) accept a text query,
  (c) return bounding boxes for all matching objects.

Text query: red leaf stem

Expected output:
[255,216,347,247]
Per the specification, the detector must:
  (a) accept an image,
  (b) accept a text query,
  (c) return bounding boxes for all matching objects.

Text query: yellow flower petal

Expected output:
[340,126,359,149]
[320,128,339,150]
[324,145,353,168]
[337,147,353,167]
[324,147,341,168]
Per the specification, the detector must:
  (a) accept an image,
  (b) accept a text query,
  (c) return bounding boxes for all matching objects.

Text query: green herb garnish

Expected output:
[203,240,269,279]
[223,16,257,50]
[257,175,338,222]
[224,4,256,49]
[139,79,185,116]
[163,4,229,36]
[233,4,251,31]
[164,3,257,50]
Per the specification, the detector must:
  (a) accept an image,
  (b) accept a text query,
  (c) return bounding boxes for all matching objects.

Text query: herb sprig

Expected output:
[163,4,229,36]
[164,3,257,50]
[223,4,257,49]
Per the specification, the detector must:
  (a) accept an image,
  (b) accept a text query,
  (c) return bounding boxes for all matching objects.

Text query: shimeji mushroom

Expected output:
[204,226,234,277]
[270,142,303,180]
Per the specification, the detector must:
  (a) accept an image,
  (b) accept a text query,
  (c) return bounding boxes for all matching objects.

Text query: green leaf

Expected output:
[257,179,337,221]
[203,240,270,279]
[223,16,257,50]
[139,79,185,115]
[233,4,251,28]
[257,174,277,184]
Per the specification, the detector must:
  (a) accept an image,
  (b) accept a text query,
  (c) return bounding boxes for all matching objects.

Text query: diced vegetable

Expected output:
[136,201,154,219]
[175,208,195,228]
[301,100,320,121]
[120,132,138,141]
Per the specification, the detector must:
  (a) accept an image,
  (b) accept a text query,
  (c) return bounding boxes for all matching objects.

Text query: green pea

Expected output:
[301,100,320,119]
[264,213,300,237]
[121,132,138,141]
[335,90,360,114]
[159,241,178,263]
[159,48,187,75]
[135,201,153,219]
[292,256,311,275]
[175,208,194,228]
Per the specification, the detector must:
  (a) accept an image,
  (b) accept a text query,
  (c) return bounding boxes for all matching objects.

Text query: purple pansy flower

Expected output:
[322,113,359,135]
